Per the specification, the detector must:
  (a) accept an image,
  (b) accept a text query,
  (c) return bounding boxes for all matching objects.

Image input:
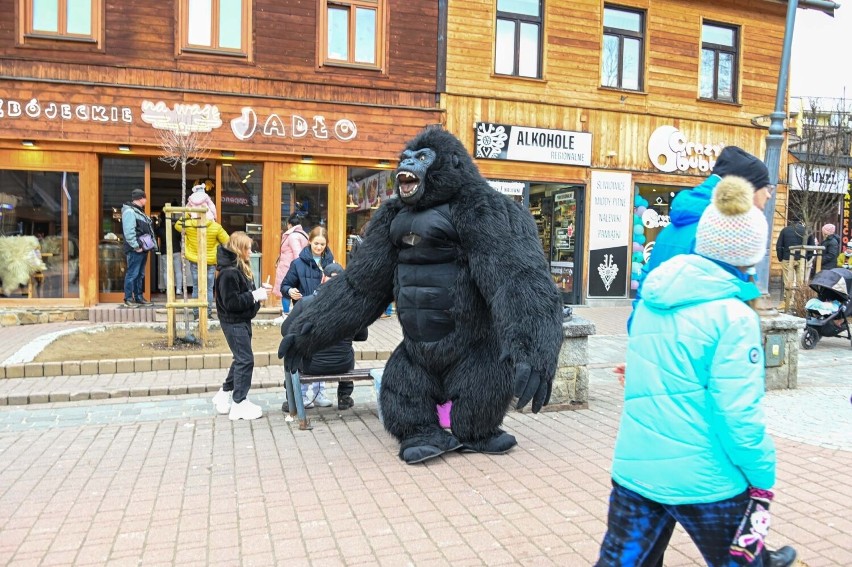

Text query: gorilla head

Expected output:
[395,126,482,208]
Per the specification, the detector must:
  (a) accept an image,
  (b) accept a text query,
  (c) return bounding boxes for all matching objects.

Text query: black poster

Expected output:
[588,246,628,298]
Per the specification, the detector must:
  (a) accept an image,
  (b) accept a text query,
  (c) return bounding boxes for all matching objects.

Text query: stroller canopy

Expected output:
[809,267,852,302]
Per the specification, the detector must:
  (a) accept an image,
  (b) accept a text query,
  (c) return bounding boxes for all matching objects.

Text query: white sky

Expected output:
[789,3,852,99]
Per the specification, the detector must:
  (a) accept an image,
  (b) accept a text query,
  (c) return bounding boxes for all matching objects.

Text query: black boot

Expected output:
[768,546,797,567]
[338,395,354,410]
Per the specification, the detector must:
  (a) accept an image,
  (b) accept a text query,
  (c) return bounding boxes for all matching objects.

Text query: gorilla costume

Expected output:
[281,126,563,464]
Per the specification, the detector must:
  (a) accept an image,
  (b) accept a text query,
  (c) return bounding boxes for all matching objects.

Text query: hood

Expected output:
[668,175,720,227]
[298,245,318,263]
[641,254,761,310]
[182,217,212,228]
[216,245,238,269]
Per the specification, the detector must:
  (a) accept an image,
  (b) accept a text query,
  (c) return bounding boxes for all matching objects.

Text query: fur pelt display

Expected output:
[281,126,563,464]
[0,236,46,295]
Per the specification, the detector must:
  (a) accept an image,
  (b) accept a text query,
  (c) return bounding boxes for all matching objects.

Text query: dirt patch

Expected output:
[33,324,285,363]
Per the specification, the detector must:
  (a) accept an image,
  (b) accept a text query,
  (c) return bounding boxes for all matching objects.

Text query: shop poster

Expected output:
[588,171,632,297]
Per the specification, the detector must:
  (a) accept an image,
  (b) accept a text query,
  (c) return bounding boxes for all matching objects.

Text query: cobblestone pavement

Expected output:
[0,308,850,565]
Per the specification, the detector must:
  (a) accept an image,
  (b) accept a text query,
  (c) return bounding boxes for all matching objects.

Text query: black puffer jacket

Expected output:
[215,246,260,323]
[277,291,368,372]
[776,223,814,261]
[822,234,840,269]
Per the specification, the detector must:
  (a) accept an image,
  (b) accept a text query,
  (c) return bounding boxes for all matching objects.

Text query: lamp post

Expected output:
[756,0,840,295]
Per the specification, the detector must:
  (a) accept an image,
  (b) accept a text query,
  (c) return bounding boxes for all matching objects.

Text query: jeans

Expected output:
[124,250,148,301]
[220,320,253,403]
[158,252,184,290]
[596,481,765,567]
[189,262,215,313]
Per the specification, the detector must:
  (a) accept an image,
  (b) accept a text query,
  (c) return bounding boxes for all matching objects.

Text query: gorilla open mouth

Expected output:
[397,171,420,199]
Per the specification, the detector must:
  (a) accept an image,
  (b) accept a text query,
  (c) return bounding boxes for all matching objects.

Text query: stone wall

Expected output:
[545,316,595,411]
[0,309,90,326]
[762,314,801,390]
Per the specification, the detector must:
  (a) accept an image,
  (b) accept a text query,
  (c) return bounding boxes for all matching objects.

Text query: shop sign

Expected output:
[588,171,632,298]
[474,122,592,166]
[141,101,222,133]
[230,107,358,142]
[788,164,848,195]
[648,125,725,173]
[487,180,525,196]
[0,97,133,123]
[844,187,852,247]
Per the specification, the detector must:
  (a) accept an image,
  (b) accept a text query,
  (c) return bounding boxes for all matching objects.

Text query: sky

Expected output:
[789,4,852,100]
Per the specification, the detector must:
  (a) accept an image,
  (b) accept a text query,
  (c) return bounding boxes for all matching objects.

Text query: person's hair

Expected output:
[358,221,370,238]
[308,226,328,244]
[225,231,254,280]
[287,213,304,227]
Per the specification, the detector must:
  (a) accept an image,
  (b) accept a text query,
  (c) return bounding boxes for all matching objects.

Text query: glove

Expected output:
[251,287,268,302]
[513,362,552,413]
[281,323,313,373]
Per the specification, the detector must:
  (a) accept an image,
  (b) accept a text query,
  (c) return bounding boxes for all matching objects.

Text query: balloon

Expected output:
[635,206,646,217]
[634,234,646,245]
[634,214,642,224]
[632,252,644,264]
[633,224,645,236]
[630,279,640,290]
[633,243,644,253]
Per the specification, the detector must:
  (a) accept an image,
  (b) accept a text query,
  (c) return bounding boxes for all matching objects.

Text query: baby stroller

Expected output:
[800,267,852,349]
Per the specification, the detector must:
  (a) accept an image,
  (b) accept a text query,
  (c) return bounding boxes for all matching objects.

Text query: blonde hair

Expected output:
[225,231,254,281]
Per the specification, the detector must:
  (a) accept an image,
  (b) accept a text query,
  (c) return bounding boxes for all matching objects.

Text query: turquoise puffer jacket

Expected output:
[612,254,776,505]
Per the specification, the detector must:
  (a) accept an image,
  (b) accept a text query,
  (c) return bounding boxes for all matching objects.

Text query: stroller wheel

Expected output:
[801,327,819,350]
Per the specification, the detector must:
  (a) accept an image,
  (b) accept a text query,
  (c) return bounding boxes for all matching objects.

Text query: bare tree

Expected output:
[786,95,852,254]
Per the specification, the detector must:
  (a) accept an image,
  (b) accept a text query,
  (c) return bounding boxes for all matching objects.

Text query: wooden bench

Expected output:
[285,368,380,430]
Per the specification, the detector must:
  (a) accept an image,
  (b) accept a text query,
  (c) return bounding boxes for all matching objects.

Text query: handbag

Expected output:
[138,233,156,252]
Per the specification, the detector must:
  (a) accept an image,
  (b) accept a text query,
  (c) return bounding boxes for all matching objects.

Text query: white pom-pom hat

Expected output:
[695,176,768,267]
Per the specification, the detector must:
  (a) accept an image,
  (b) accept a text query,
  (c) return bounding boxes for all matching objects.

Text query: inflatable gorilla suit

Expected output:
[281,126,563,464]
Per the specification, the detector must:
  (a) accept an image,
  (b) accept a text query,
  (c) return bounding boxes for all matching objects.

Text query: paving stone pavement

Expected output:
[0,307,850,565]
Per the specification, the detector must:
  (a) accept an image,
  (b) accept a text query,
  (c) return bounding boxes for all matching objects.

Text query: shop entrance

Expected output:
[530,184,585,305]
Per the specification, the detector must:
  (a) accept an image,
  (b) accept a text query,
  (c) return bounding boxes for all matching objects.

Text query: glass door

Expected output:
[221,162,264,286]
[99,158,146,302]
[550,188,584,305]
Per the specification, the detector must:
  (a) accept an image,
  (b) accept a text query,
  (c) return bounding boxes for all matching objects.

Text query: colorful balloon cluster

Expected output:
[631,192,650,291]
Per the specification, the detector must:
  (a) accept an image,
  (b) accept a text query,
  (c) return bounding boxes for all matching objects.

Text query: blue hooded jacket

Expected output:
[629,175,721,330]
[613,254,775,505]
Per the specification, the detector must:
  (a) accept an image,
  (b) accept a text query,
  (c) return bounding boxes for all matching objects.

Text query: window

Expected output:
[321,0,384,68]
[495,0,542,78]
[601,5,643,91]
[180,0,251,56]
[22,0,99,41]
[700,22,739,102]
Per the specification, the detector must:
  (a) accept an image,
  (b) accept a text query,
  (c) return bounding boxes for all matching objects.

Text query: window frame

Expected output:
[600,4,645,92]
[178,0,253,59]
[19,0,102,45]
[494,0,543,79]
[700,20,740,103]
[319,0,386,71]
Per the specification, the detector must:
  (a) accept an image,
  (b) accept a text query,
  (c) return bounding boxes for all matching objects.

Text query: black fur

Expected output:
[281,126,563,463]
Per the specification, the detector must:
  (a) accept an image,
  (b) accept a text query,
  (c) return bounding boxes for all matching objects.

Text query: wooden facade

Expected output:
[0,0,442,306]
[441,0,792,302]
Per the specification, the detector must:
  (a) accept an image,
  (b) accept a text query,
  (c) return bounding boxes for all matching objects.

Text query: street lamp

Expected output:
[756,0,839,295]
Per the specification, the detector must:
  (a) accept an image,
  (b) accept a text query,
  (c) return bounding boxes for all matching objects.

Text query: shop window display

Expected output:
[0,170,80,299]
[345,167,392,261]
[630,186,678,296]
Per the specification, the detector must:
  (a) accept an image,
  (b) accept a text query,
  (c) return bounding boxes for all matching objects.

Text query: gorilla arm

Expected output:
[457,192,563,413]
[280,203,399,372]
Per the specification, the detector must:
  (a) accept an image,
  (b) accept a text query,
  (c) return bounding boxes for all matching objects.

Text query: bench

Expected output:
[284,368,380,430]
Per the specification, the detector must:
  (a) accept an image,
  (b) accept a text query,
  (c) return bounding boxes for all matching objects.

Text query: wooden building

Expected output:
[440,0,794,304]
[0,0,441,306]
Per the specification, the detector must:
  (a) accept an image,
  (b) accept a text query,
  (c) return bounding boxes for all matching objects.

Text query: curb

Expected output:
[0,349,393,380]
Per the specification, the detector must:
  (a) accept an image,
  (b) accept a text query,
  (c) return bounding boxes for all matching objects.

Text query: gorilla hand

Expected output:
[513,362,553,413]
[281,322,313,373]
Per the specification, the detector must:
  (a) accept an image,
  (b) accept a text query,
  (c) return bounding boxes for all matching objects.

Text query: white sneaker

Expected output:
[272,315,286,325]
[212,388,232,414]
[229,398,262,421]
[302,395,314,409]
[314,391,333,407]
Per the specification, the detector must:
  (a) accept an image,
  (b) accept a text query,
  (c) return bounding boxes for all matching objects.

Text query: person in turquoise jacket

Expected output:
[629,146,773,331]
[597,177,796,567]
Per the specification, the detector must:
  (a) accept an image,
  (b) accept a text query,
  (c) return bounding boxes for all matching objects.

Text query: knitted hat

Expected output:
[822,223,836,236]
[130,188,146,201]
[324,263,344,277]
[191,182,207,193]
[695,176,768,267]
[712,146,770,190]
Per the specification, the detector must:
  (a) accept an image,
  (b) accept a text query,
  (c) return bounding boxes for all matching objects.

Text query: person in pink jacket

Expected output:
[273,213,309,314]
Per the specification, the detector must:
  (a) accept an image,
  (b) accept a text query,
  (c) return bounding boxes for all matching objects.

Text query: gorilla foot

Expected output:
[399,432,463,465]
[461,431,517,455]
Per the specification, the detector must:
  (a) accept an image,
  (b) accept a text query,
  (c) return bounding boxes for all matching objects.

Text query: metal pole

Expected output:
[756,0,800,294]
